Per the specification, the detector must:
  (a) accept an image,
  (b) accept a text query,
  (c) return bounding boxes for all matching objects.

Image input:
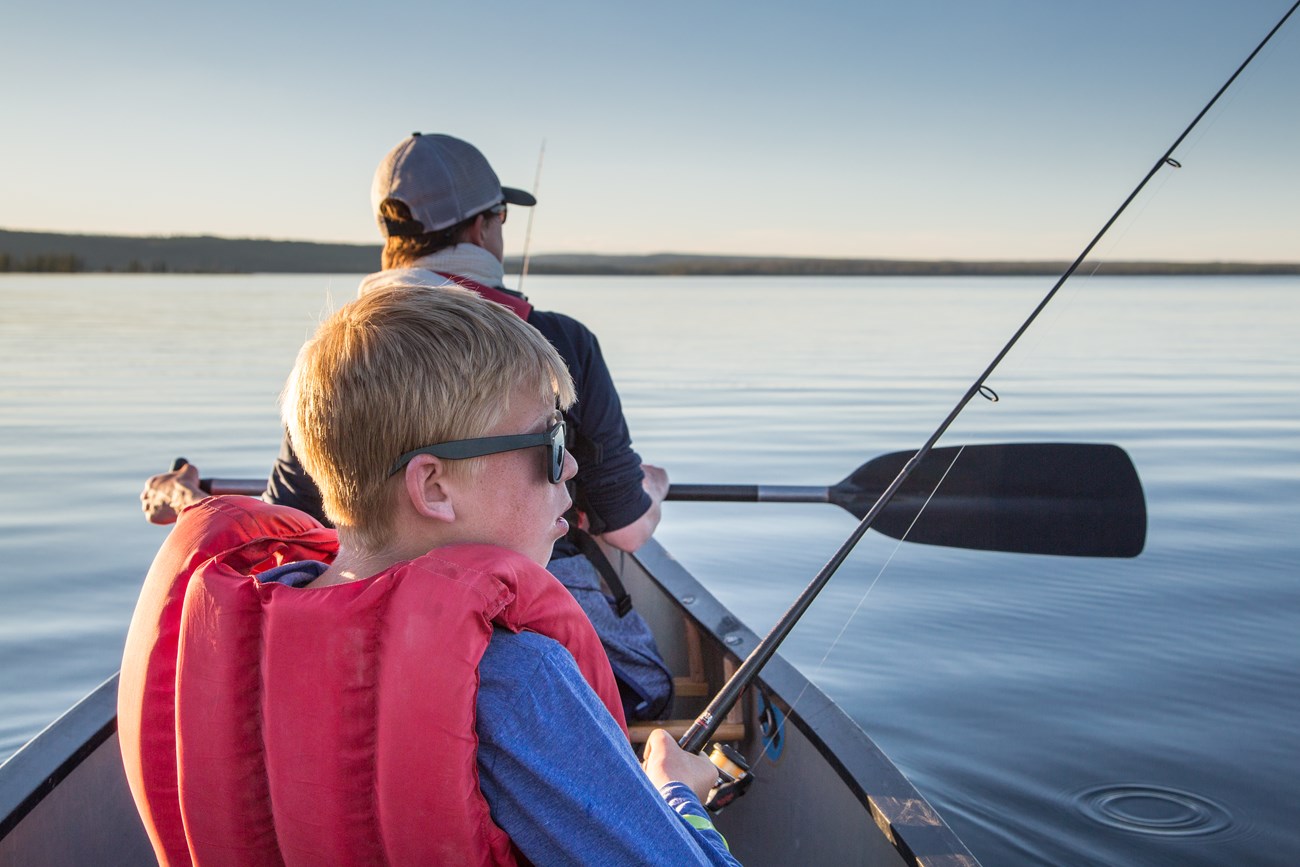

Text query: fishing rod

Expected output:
[679,0,1300,756]
[516,139,546,294]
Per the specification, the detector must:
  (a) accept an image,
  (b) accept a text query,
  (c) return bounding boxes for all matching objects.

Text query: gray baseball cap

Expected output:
[371,133,537,237]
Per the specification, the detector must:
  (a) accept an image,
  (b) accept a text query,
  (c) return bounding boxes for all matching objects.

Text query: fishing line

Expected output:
[680,0,1300,755]
[516,140,546,294]
[754,447,971,759]
[812,446,968,678]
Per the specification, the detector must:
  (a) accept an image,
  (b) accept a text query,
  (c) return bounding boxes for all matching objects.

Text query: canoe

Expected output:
[0,535,979,866]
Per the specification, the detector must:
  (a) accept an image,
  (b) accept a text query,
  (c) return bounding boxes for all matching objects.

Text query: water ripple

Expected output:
[1074,784,1233,838]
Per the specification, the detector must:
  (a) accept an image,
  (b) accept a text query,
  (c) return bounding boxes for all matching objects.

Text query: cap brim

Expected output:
[502,186,537,207]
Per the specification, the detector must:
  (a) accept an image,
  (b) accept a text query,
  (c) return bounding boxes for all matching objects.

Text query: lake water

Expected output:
[2,273,1298,865]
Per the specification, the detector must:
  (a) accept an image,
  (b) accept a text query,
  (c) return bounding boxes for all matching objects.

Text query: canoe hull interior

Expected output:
[616,540,977,867]
[0,538,977,866]
[0,678,152,865]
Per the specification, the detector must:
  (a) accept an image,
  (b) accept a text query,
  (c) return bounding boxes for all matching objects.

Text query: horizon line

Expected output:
[2,227,1299,268]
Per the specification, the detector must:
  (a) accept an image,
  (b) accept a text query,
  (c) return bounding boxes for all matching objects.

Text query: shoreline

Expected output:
[3,228,1298,276]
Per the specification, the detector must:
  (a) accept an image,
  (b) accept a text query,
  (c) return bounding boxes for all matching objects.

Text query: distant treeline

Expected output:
[1,252,85,272]
[3,228,1298,277]
[0,252,172,273]
[0,229,378,274]
[517,253,1300,277]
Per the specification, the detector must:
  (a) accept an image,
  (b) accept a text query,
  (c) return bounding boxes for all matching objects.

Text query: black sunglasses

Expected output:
[484,202,507,224]
[388,418,566,483]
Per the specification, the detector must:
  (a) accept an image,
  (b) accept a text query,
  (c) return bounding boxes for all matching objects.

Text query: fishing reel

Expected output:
[705,743,753,813]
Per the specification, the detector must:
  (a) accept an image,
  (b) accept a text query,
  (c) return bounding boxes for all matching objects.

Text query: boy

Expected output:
[118,284,738,865]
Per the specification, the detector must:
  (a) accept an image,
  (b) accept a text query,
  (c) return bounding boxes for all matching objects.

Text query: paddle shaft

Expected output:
[196,478,834,503]
[195,442,1146,559]
[668,484,830,505]
[678,1,1300,754]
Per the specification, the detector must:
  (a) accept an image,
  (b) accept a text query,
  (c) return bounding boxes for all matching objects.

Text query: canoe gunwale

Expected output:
[0,673,120,841]
[622,539,979,867]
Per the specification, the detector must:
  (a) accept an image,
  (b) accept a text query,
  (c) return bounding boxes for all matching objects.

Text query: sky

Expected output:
[2,0,1297,262]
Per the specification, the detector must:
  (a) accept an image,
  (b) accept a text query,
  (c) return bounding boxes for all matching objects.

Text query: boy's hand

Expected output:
[641,728,718,802]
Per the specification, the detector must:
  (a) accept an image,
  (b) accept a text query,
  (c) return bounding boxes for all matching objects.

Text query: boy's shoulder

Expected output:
[480,627,574,679]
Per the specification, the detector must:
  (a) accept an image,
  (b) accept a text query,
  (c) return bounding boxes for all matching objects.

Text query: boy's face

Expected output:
[448,386,577,566]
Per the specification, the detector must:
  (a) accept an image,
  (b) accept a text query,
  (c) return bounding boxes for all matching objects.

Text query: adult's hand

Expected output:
[640,463,669,503]
[140,461,205,524]
[641,728,717,803]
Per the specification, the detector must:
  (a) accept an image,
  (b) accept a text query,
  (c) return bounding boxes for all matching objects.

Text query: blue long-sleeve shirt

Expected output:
[477,627,737,865]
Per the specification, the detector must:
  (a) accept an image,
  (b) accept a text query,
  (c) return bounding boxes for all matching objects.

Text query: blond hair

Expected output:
[282,283,575,549]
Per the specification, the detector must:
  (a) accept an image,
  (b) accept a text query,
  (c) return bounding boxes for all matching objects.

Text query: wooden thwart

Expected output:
[628,721,746,745]
[627,620,747,746]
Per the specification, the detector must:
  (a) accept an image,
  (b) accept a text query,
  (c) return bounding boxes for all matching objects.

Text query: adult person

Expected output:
[141,133,673,718]
[118,284,739,866]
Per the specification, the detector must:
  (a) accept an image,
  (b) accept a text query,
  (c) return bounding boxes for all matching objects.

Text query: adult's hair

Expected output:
[379,198,481,269]
[282,283,576,549]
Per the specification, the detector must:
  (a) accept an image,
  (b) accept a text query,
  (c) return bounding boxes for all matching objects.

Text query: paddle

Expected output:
[192,441,1145,559]
[673,443,1145,558]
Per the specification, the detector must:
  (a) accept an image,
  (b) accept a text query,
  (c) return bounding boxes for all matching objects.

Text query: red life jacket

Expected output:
[119,496,627,866]
[433,272,534,319]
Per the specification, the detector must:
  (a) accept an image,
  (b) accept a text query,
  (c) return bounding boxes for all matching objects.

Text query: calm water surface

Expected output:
[2,273,1298,866]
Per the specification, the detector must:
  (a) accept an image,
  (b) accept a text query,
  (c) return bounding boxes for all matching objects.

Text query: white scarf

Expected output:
[358,244,514,297]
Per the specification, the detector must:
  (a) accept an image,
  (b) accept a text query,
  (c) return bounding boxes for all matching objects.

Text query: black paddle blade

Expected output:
[834,443,1146,558]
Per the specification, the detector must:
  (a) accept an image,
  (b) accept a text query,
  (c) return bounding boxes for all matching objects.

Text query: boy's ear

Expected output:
[401,455,456,523]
